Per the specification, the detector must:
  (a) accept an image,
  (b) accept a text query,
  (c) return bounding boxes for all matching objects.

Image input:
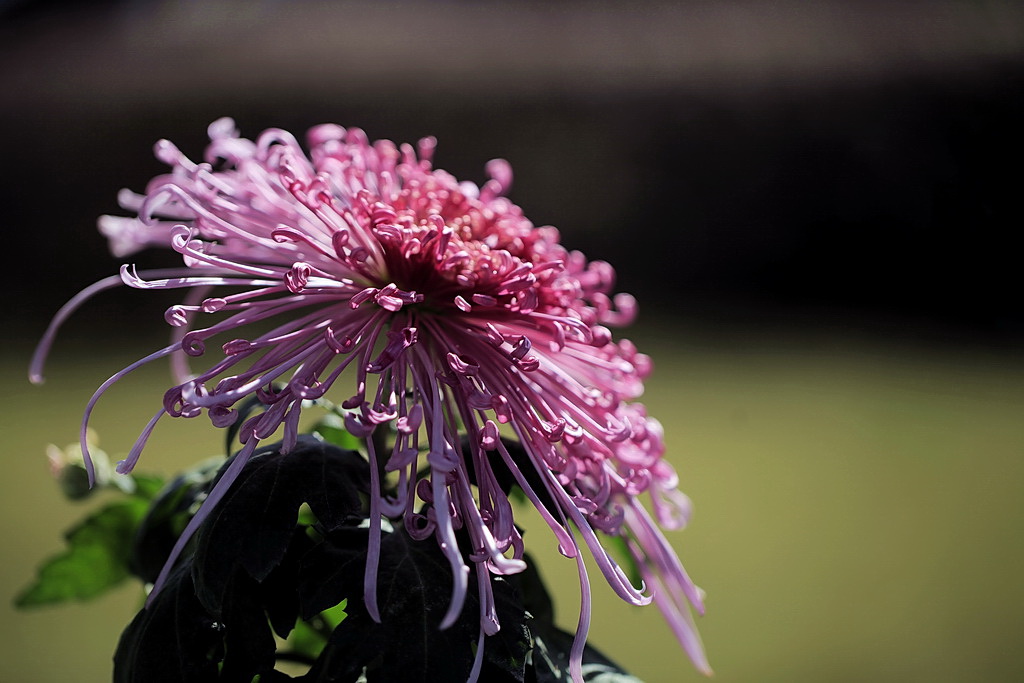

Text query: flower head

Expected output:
[32,119,708,677]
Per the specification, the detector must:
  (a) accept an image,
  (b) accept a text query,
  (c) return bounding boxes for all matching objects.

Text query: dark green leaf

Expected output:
[221,572,277,682]
[302,607,377,683]
[295,527,367,621]
[57,461,95,500]
[482,576,532,683]
[113,563,222,683]
[130,457,224,584]
[508,560,641,682]
[257,527,318,639]
[15,498,150,608]
[193,437,369,615]
[299,524,532,683]
[508,555,555,625]
[300,526,477,683]
[527,625,642,683]
[462,437,557,517]
[114,563,294,683]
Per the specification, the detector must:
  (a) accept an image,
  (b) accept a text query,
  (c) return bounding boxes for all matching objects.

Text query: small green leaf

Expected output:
[15,498,150,608]
[129,474,167,501]
[320,599,348,630]
[283,599,348,661]
[287,619,327,660]
[311,413,365,452]
[602,533,644,590]
[56,462,95,500]
[508,485,527,505]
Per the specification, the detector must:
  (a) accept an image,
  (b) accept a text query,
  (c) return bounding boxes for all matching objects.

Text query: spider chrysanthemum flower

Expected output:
[32,119,709,678]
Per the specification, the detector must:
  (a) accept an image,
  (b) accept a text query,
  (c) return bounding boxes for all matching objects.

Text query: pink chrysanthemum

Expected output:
[32,119,708,678]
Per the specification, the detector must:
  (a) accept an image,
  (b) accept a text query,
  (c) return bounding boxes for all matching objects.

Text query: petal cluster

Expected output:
[32,119,708,678]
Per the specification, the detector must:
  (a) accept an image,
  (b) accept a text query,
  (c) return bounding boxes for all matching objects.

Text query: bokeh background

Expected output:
[2,1,1023,681]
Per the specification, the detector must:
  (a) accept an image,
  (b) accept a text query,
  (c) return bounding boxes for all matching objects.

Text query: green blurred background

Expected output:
[2,1,1023,681]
